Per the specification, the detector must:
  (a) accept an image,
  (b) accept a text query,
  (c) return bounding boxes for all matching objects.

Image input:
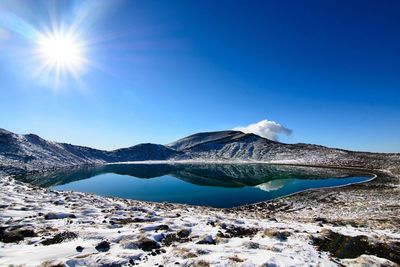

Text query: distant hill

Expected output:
[1,128,399,176]
[167,130,242,151]
[0,128,178,174]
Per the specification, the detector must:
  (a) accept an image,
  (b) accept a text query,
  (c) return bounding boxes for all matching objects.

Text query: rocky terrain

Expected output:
[1,176,399,266]
[1,128,400,266]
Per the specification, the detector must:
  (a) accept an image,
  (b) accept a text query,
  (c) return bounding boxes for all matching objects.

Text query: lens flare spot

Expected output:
[36,30,86,85]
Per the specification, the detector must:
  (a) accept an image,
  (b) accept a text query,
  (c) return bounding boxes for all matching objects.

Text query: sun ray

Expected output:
[34,26,87,88]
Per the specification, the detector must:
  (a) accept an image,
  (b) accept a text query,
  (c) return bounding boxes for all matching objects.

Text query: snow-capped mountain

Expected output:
[168,130,400,172]
[1,128,399,176]
[0,128,178,174]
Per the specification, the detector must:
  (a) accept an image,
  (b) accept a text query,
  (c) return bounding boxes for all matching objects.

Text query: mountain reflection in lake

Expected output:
[17,163,373,208]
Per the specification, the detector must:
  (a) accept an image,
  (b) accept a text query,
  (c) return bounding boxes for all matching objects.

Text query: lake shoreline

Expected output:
[18,163,376,208]
[1,162,399,266]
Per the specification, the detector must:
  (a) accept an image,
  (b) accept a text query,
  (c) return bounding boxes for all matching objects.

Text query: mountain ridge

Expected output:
[0,128,399,176]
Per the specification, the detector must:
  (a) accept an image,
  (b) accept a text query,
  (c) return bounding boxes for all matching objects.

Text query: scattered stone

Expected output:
[135,237,160,251]
[16,228,36,238]
[42,231,78,246]
[1,230,24,243]
[313,217,328,224]
[44,212,76,220]
[222,225,259,238]
[194,260,210,267]
[142,224,169,231]
[162,232,191,246]
[263,229,291,241]
[244,241,260,249]
[177,228,191,238]
[1,226,37,243]
[196,249,210,255]
[95,241,111,252]
[0,226,7,239]
[196,235,216,245]
[340,255,398,267]
[229,255,245,262]
[53,200,65,206]
[312,229,400,263]
[155,224,169,231]
[183,252,198,259]
[38,260,65,267]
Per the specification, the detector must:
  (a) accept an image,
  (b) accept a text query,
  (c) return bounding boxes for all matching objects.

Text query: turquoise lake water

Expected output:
[20,163,373,208]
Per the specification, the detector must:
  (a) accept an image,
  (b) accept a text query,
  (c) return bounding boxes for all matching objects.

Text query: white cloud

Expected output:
[233,119,292,141]
[255,179,293,192]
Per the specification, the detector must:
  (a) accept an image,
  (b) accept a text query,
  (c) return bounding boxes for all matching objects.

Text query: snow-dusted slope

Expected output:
[0,129,179,175]
[0,129,107,174]
[1,128,399,176]
[170,131,399,175]
[167,130,242,151]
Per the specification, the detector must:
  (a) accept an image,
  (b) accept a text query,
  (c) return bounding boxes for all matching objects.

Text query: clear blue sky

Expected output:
[0,0,399,152]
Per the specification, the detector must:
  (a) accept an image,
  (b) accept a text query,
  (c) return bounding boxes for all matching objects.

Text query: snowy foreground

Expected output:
[1,175,399,267]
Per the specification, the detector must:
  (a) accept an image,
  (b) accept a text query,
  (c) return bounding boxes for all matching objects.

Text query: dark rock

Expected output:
[1,226,37,243]
[136,237,160,251]
[0,226,7,240]
[216,231,226,238]
[155,224,169,231]
[263,229,291,241]
[314,217,328,224]
[53,200,65,205]
[42,231,78,246]
[196,235,216,245]
[17,228,36,238]
[1,231,24,243]
[245,241,260,249]
[223,225,259,238]
[76,246,84,252]
[113,217,156,225]
[162,233,190,246]
[44,212,76,220]
[177,228,191,238]
[312,229,400,263]
[95,240,111,252]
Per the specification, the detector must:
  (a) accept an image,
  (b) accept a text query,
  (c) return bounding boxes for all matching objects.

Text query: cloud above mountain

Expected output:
[233,119,292,141]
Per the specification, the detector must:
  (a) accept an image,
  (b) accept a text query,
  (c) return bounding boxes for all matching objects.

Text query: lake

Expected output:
[18,163,373,208]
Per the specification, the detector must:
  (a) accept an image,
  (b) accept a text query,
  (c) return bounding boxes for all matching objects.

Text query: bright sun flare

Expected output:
[36,31,86,83]
[40,36,80,66]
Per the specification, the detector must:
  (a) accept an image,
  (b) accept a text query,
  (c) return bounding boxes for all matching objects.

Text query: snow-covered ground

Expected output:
[1,175,399,267]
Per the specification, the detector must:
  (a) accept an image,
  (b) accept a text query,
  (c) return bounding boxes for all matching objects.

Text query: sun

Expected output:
[36,30,87,84]
[39,35,80,66]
